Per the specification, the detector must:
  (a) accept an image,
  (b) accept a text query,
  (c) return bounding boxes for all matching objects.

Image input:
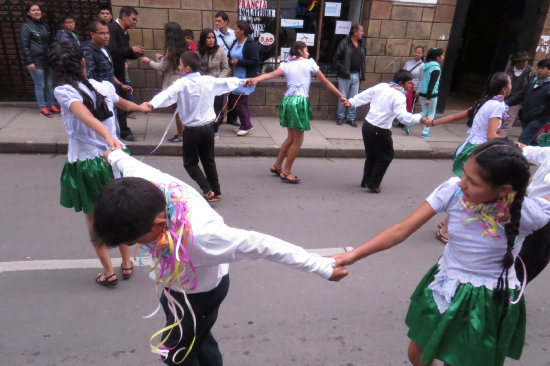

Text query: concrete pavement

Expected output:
[0,106,522,158]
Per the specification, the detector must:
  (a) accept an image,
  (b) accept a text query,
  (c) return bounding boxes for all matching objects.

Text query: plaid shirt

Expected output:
[81,40,115,85]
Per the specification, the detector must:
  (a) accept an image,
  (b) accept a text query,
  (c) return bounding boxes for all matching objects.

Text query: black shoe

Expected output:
[120,130,136,141]
[336,118,345,126]
[347,119,357,127]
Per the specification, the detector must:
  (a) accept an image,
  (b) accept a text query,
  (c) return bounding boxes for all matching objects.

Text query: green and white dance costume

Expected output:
[407,177,550,366]
[54,80,124,213]
[278,57,319,131]
[452,97,507,176]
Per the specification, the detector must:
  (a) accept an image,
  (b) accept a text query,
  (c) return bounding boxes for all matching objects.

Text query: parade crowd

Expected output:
[17,2,550,366]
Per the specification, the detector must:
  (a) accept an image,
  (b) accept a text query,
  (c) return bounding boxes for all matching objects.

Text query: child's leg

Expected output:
[85,212,116,282]
[274,128,294,169]
[408,341,438,366]
[281,128,304,175]
[197,125,221,196]
[361,122,394,189]
[422,97,437,136]
[161,275,229,366]
[182,127,211,195]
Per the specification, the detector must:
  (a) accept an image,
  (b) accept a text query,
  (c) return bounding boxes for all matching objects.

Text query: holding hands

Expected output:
[421,117,433,127]
[341,96,351,108]
[138,102,153,114]
[243,78,258,87]
[329,262,349,281]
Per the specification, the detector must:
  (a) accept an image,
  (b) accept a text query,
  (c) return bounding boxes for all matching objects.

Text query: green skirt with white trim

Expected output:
[279,95,314,132]
[405,264,526,366]
[452,142,478,177]
[60,155,115,214]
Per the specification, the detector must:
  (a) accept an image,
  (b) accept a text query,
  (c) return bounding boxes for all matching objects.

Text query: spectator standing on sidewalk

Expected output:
[334,23,366,127]
[20,3,59,118]
[196,28,230,140]
[214,11,236,56]
[55,15,80,47]
[499,51,536,138]
[141,22,188,143]
[400,46,424,130]
[97,4,113,23]
[227,20,260,136]
[107,6,144,141]
[415,47,444,138]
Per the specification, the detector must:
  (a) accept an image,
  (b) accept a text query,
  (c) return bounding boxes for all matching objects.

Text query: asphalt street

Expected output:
[1,154,549,366]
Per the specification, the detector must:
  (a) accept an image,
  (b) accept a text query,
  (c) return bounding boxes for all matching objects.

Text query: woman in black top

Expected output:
[20,3,58,118]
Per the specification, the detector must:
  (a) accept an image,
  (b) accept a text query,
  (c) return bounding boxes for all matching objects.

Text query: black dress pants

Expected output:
[161,275,230,366]
[361,121,394,189]
[515,220,550,284]
[182,123,221,196]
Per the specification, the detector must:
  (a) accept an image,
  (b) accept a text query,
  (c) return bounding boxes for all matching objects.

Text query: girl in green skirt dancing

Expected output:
[333,139,550,366]
[51,42,150,286]
[245,41,347,183]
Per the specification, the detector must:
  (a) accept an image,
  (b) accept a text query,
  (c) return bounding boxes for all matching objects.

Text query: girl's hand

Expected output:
[140,57,151,64]
[514,141,526,149]
[139,102,153,114]
[121,84,133,94]
[424,99,431,106]
[332,251,356,267]
[28,63,36,71]
[102,147,121,164]
[105,135,123,151]
[230,59,238,66]
[329,264,349,282]
[244,78,257,87]
[155,53,163,61]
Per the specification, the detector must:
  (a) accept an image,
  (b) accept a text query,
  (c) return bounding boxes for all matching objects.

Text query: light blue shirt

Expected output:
[214,28,236,55]
[230,40,255,95]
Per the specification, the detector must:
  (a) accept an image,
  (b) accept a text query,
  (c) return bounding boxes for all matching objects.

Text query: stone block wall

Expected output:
[362,0,456,89]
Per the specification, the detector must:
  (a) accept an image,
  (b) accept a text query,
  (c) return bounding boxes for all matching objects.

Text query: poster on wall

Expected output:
[281,19,304,28]
[335,20,352,35]
[239,0,276,38]
[537,35,550,55]
[324,2,341,17]
[280,47,291,61]
[296,33,315,46]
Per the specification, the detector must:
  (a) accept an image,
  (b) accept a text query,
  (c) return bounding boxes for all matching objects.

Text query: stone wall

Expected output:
[363,0,456,89]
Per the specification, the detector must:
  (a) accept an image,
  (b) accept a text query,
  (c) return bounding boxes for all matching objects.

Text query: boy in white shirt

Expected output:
[343,70,431,193]
[146,52,244,203]
[93,149,348,366]
[516,143,550,282]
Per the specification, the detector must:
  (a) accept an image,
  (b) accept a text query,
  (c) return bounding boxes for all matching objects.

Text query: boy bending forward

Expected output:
[94,149,348,366]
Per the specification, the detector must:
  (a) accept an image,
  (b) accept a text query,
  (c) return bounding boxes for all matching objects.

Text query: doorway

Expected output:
[439,0,549,111]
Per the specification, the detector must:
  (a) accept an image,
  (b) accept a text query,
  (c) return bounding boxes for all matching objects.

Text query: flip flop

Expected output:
[121,264,134,280]
[435,228,449,245]
[96,273,118,286]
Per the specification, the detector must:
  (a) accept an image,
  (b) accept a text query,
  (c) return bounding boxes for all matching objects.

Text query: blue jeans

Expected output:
[420,96,437,135]
[337,72,360,120]
[519,118,547,146]
[28,66,56,109]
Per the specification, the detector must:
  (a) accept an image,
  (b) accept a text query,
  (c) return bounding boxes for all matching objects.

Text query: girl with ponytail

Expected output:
[333,139,550,366]
[51,41,151,286]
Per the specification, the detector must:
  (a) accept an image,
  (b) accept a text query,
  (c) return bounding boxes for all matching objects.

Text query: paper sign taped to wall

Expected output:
[281,47,290,61]
[281,19,304,28]
[296,33,315,46]
[335,20,352,35]
[325,2,341,17]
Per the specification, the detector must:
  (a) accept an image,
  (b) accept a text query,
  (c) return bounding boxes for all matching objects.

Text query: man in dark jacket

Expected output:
[107,6,144,141]
[333,23,366,127]
[506,58,550,146]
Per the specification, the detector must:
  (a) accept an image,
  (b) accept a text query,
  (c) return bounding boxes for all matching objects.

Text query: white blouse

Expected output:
[523,146,550,198]
[456,100,505,156]
[279,58,320,97]
[107,150,335,294]
[426,177,550,312]
[54,80,121,163]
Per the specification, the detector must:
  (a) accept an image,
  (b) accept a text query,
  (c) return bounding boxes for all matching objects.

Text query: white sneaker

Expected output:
[237,128,253,136]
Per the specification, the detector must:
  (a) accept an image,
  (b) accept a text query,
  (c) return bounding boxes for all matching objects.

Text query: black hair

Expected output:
[289,41,307,57]
[393,69,413,84]
[348,23,362,37]
[466,72,510,127]
[214,11,229,22]
[470,139,530,304]
[119,6,138,19]
[163,22,188,71]
[425,47,444,63]
[93,177,167,247]
[49,41,112,121]
[235,20,252,36]
[182,29,194,38]
[197,28,219,56]
[87,19,107,34]
[59,14,75,25]
[180,51,201,72]
[537,59,550,69]
[413,45,425,62]
[98,4,111,12]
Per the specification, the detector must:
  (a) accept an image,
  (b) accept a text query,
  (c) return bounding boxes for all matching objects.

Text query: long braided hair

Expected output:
[49,41,113,121]
[466,72,510,127]
[470,139,530,303]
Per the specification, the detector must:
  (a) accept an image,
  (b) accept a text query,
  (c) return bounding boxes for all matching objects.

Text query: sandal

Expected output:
[435,228,449,245]
[121,263,134,279]
[279,171,301,184]
[96,273,118,286]
[270,165,282,176]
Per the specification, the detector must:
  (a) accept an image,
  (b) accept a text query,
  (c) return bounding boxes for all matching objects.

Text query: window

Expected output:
[238,0,363,75]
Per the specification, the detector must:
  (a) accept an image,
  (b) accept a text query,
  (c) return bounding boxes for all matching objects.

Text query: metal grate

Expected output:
[0,0,111,101]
